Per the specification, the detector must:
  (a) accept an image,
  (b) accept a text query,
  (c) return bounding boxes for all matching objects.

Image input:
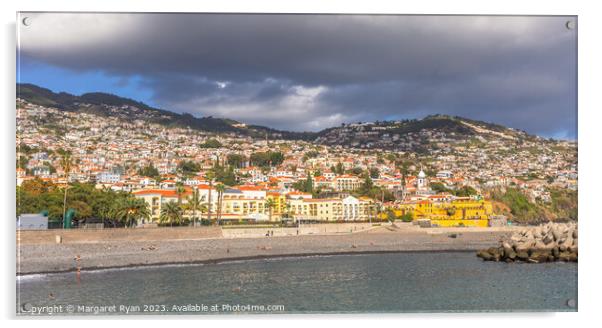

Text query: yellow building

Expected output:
[288,198,339,221]
[221,193,268,222]
[332,175,362,191]
[132,188,193,222]
[288,195,375,222]
[134,187,377,224]
[134,187,274,223]
[385,197,493,227]
[266,192,287,220]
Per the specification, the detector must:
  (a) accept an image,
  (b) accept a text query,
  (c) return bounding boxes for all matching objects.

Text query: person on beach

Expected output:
[74,254,81,283]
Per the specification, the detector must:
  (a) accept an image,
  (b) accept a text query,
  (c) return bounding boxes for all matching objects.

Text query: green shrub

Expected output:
[399,213,413,222]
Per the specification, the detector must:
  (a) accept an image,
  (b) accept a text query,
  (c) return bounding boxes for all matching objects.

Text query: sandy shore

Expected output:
[17,225,516,275]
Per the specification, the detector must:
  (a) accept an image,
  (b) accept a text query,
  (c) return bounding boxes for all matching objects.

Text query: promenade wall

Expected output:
[222,222,376,238]
[16,223,517,245]
[17,226,223,245]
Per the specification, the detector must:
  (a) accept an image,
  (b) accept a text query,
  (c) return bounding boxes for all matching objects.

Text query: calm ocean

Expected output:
[17,251,577,314]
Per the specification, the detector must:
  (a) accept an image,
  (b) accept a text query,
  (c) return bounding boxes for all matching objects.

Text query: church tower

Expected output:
[417,168,428,193]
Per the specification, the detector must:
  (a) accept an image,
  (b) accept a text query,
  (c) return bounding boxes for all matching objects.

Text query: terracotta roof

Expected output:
[132,189,192,197]
[236,185,266,191]
[287,191,310,195]
[334,174,358,179]
[194,184,214,190]
[303,198,336,203]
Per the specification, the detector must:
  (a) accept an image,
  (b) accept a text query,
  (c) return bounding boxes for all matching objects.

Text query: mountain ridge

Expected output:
[17,83,554,148]
[17,83,315,140]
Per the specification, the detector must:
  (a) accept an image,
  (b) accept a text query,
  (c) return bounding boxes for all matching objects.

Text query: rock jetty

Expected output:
[477,222,578,263]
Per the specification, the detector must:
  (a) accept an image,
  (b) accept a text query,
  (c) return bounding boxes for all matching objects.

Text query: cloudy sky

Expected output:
[18,13,577,139]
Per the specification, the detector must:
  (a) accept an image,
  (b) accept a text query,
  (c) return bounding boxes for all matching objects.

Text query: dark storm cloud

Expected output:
[19,13,577,137]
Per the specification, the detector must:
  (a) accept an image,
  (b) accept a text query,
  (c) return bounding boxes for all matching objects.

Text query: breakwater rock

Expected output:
[477,222,577,263]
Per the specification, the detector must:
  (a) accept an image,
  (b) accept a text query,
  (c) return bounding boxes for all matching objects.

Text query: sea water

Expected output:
[17,251,577,314]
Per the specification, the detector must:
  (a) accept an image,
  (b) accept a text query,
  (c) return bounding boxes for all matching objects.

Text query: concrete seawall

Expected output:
[17,223,518,245]
[17,226,223,245]
[222,222,376,238]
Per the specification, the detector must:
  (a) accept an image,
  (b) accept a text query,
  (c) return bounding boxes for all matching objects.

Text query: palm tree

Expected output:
[175,182,186,205]
[196,203,209,225]
[113,197,151,227]
[215,183,226,225]
[96,187,119,226]
[185,188,206,226]
[59,151,72,227]
[265,198,276,222]
[59,151,72,179]
[375,203,383,223]
[160,201,184,227]
[205,171,215,222]
[284,202,292,218]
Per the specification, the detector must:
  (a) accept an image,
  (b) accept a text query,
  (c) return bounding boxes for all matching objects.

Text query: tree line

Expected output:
[17,179,149,227]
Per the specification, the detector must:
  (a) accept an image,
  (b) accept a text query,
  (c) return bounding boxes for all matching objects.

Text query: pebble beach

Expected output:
[17,225,516,275]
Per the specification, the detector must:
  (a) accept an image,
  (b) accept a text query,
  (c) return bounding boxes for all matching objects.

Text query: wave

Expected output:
[16,273,50,281]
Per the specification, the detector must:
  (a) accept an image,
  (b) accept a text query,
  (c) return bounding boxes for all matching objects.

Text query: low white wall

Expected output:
[222,222,377,238]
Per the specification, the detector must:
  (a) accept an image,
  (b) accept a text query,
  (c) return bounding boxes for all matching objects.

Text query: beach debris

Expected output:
[477,222,577,263]
[141,245,157,251]
[448,233,458,238]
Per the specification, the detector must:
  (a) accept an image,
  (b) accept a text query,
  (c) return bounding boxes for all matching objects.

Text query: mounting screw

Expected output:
[565,20,575,30]
[567,298,576,308]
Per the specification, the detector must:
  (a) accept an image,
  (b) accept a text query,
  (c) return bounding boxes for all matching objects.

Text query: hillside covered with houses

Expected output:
[16,85,577,227]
